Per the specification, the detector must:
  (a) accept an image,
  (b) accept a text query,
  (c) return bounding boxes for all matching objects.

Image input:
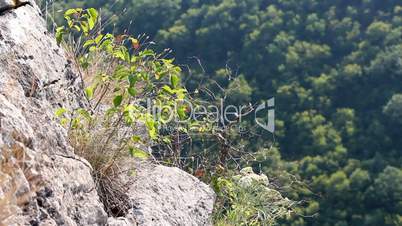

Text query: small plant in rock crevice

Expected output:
[54,7,189,217]
[212,167,298,226]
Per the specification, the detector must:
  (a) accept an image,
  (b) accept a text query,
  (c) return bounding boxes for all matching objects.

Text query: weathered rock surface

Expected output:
[0,1,215,226]
[0,0,32,14]
[0,2,107,225]
[124,162,215,226]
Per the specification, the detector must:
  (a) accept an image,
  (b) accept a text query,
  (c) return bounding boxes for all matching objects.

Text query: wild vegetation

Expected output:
[53,7,196,216]
[42,0,402,225]
[52,6,296,224]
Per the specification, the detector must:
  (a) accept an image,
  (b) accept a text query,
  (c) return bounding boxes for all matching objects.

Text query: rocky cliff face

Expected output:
[0,1,215,225]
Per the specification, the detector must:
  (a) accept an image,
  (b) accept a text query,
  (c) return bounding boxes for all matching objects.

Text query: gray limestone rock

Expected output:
[0,2,107,225]
[124,162,215,226]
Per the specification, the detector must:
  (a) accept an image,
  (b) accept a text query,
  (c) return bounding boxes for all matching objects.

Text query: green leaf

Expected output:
[87,15,96,30]
[55,26,65,45]
[66,18,74,28]
[80,21,89,35]
[148,127,157,140]
[128,87,137,97]
[145,118,158,139]
[177,105,187,120]
[162,85,174,95]
[176,88,187,99]
[128,74,137,86]
[114,46,130,61]
[94,34,104,44]
[162,137,172,144]
[131,136,142,142]
[123,104,136,124]
[129,147,149,159]
[71,118,81,129]
[140,49,154,57]
[83,39,95,48]
[64,8,80,17]
[85,86,94,99]
[87,8,98,29]
[145,118,155,129]
[55,108,67,117]
[113,95,123,107]
[170,74,180,88]
[60,118,69,127]
[88,8,98,18]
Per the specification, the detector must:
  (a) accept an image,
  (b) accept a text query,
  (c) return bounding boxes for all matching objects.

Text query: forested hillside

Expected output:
[48,0,402,225]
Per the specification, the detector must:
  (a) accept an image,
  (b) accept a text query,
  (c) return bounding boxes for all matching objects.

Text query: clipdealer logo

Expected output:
[146,97,275,133]
[254,98,275,133]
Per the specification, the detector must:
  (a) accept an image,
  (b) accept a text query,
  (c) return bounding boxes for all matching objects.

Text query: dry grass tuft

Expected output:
[94,171,132,217]
[68,120,134,217]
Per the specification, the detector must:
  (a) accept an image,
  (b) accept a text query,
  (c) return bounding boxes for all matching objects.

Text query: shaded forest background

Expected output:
[47,0,401,225]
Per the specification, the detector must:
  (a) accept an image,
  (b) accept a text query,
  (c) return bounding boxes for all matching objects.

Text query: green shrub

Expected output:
[54,7,188,216]
[213,167,297,226]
